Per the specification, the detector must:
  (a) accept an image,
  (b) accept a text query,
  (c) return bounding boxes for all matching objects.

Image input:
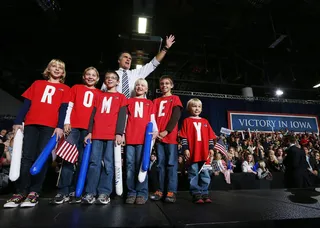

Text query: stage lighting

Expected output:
[275,89,284,96]
[138,17,147,34]
[313,83,320,88]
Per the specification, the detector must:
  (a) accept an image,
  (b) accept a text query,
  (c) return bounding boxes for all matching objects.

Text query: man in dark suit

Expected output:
[283,135,311,188]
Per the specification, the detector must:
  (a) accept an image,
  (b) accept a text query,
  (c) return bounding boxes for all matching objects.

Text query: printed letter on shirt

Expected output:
[41,85,56,104]
[101,97,112,113]
[83,91,94,108]
[134,101,144,118]
[193,122,202,141]
[158,100,167,117]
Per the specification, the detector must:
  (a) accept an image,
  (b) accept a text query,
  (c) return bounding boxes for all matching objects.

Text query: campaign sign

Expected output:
[228,111,319,133]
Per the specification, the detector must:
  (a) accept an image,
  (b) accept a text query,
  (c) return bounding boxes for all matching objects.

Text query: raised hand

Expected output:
[165,34,175,48]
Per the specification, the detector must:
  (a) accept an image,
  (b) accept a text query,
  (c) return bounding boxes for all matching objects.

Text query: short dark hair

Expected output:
[118,51,131,60]
[286,135,296,144]
[105,71,120,81]
[159,75,174,84]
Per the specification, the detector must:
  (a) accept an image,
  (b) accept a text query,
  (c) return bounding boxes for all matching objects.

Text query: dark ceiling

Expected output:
[1,0,320,100]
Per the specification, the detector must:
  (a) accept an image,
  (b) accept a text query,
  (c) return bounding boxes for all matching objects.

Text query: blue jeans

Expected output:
[85,140,114,196]
[17,125,54,195]
[58,128,87,195]
[156,142,178,193]
[126,145,148,200]
[188,162,210,195]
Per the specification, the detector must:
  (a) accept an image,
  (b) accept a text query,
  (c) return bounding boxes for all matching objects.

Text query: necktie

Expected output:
[122,70,130,98]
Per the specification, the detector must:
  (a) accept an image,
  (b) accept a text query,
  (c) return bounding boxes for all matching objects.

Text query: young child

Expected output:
[180,98,216,203]
[52,67,100,204]
[4,59,70,208]
[150,75,183,203]
[125,78,158,205]
[82,71,127,205]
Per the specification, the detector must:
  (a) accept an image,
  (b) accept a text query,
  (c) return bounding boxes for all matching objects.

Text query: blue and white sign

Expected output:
[228,111,319,133]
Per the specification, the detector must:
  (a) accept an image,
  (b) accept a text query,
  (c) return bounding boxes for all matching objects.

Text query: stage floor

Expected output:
[1,189,320,227]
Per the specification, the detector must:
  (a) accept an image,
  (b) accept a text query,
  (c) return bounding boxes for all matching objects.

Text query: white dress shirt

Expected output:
[101,57,160,97]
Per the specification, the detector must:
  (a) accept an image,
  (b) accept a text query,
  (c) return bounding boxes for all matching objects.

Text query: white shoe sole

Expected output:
[96,199,110,205]
[20,202,38,208]
[3,203,20,208]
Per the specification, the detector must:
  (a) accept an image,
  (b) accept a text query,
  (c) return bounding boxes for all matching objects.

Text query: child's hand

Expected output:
[13,124,24,135]
[115,134,122,145]
[52,128,63,141]
[151,131,159,140]
[184,150,190,160]
[84,133,92,144]
[121,134,126,146]
[64,124,71,135]
[158,130,168,141]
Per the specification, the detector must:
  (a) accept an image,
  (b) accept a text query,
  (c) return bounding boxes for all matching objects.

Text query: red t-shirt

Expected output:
[22,80,70,128]
[69,84,101,129]
[153,95,183,144]
[126,98,155,145]
[180,117,217,163]
[92,92,127,140]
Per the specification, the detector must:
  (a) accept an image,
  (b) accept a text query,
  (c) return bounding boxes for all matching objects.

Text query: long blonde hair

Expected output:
[42,59,66,83]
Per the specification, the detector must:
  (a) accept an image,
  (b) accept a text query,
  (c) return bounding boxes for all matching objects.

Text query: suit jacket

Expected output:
[283,145,310,188]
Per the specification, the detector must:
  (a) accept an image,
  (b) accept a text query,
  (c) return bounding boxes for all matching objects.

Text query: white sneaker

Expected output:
[20,192,39,208]
[3,194,25,208]
[96,194,110,205]
[81,194,95,204]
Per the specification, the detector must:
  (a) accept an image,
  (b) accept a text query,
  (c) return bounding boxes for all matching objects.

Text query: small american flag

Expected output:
[55,136,78,164]
[214,138,228,158]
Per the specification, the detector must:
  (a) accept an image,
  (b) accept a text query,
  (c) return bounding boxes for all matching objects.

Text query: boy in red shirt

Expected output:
[150,76,183,203]
[52,67,100,204]
[180,98,216,203]
[82,71,127,205]
[125,78,158,205]
[4,59,70,208]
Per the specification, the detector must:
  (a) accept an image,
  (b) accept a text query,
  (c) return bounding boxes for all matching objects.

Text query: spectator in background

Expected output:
[0,129,7,142]
[241,154,256,174]
[276,148,284,164]
[303,146,318,186]
[148,153,159,193]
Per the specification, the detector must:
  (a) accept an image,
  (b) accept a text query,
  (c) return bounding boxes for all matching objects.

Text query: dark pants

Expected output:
[17,125,54,195]
[58,128,87,195]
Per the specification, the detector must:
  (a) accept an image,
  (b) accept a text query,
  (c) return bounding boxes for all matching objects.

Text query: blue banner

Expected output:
[228,111,319,133]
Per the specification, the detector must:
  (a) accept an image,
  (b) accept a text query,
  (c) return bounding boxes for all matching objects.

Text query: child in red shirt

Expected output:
[4,59,70,208]
[125,78,158,205]
[180,98,216,203]
[52,67,100,204]
[150,76,183,203]
[83,71,127,205]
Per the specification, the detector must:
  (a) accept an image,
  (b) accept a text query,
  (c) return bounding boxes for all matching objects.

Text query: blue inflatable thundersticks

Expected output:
[76,139,92,198]
[30,135,57,175]
[141,122,153,172]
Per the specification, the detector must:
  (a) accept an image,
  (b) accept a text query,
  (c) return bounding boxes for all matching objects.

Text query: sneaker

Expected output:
[20,192,39,208]
[164,192,176,203]
[125,195,136,204]
[150,191,163,201]
[193,194,204,204]
[69,192,81,204]
[81,194,95,205]
[202,194,212,203]
[135,196,147,205]
[51,193,70,205]
[96,194,110,205]
[3,194,25,208]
